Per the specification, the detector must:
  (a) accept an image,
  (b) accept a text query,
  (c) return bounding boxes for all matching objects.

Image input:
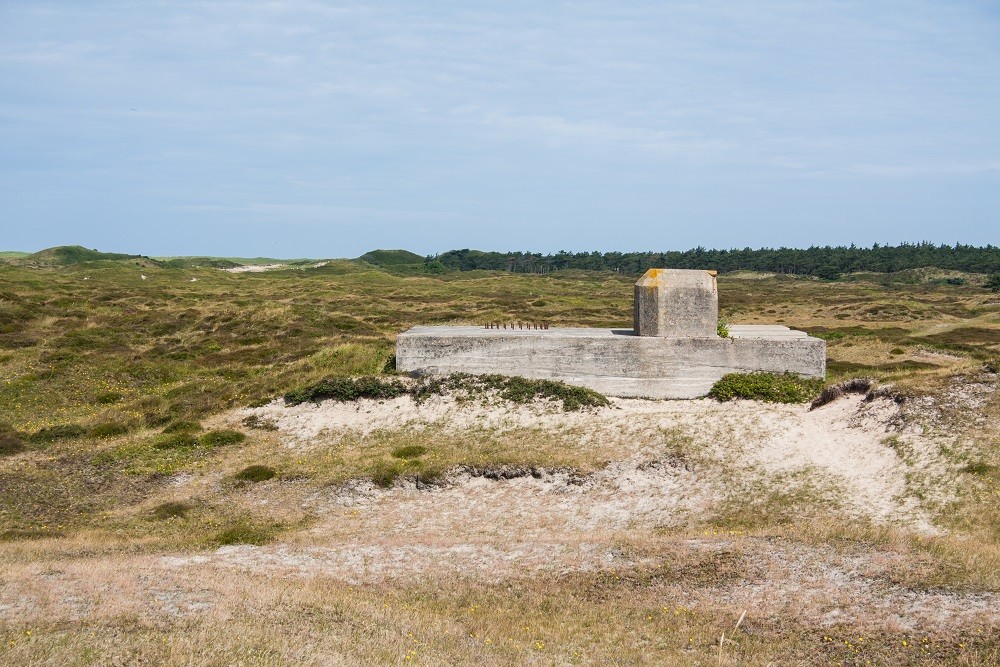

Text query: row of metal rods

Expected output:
[484,321,550,330]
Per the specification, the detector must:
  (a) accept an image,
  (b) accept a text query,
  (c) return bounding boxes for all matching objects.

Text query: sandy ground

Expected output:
[4,389,993,638]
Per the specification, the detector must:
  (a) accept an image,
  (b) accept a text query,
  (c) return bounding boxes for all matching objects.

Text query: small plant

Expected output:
[199,429,246,447]
[709,372,824,403]
[890,348,905,355]
[382,354,397,374]
[28,423,87,444]
[371,460,403,488]
[151,501,191,520]
[986,273,1000,292]
[162,419,202,433]
[88,422,129,439]
[214,520,277,546]
[95,392,123,404]
[392,445,428,460]
[717,320,730,338]
[0,425,26,457]
[234,465,276,483]
[241,415,278,431]
[960,461,996,476]
[153,432,198,450]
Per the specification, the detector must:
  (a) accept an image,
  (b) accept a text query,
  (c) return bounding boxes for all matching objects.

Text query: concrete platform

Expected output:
[396,325,826,399]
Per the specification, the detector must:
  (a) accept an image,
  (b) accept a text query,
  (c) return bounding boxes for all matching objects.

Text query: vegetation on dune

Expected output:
[1,247,1000,665]
[284,373,610,411]
[709,372,826,403]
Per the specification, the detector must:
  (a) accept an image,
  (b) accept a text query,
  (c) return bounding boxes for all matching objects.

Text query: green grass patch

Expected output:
[392,445,428,460]
[153,432,199,450]
[151,501,192,520]
[198,429,246,447]
[162,420,202,434]
[88,422,129,439]
[28,423,87,443]
[708,372,824,403]
[214,519,278,546]
[234,465,276,483]
[960,462,997,476]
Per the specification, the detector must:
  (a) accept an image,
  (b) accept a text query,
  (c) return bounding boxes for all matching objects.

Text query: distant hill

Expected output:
[0,251,29,259]
[157,257,243,269]
[355,249,448,276]
[23,245,144,266]
[356,249,426,266]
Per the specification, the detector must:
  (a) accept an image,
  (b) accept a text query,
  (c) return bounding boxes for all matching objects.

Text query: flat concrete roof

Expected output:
[401,325,811,341]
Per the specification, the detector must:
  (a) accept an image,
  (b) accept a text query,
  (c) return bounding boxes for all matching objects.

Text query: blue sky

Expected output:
[1,1,998,258]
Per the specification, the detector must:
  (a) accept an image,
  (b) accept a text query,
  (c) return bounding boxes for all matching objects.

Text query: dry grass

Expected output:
[1,263,1000,664]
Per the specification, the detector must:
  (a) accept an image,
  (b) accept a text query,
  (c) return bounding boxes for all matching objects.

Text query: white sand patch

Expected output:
[222,264,286,273]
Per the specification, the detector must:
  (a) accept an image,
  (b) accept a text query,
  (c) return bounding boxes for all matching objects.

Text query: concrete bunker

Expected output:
[396,269,825,399]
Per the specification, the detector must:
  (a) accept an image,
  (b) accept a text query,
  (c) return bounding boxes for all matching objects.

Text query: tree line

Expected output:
[430,243,1000,279]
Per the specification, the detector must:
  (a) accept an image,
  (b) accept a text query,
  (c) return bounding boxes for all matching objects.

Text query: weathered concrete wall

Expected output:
[397,326,825,399]
[633,269,718,338]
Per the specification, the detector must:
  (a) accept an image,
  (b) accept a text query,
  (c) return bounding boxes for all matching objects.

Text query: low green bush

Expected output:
[88,422,129,439]
[234,465,276,483]
[0,427,25,457]
[153,432,198,450]
[214,520,277,546]
[283,373,610,412]
[241,415,278,431]
[709,372,824,403]
[284,376,409,406]
[199,429,246,447]
[392,445,428,460]
[151,501,191,520]
[162,419,201,434]
[28,423,87,444]
[371,460,403,488]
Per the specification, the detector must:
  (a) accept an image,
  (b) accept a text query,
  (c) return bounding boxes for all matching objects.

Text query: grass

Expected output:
[1,259,1000,664]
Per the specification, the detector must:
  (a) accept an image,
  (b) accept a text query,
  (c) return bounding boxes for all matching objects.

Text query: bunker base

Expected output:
[396,325,825,399]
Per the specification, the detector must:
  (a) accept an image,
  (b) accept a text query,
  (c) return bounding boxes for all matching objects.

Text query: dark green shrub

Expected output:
[0,528,64,541]
[89,422,129,439]
[241,415,278,431]
[0,429,25,457]
[371,460,403,488]
[961,462,996,476]
[382,354,397,374]
[890,348,905,356]
[392,445,428,460]
[709,372,824,403]
[234,465,276,483]
[96,392,123,404]
[152,501,191,519]
[282,373,610,412]
[153,432,198,449]
[28,423,87,443]
[214,520,276,546]
[163,419,201,433]
[986,273,1000,292]
[284,376,408,406]
[199,429,246,447]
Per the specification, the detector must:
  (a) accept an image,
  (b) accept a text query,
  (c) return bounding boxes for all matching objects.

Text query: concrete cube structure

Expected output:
[396,269,826,399]
[634,269,718,338]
